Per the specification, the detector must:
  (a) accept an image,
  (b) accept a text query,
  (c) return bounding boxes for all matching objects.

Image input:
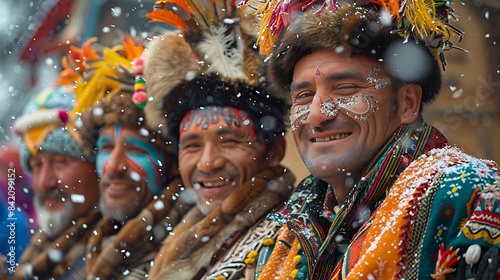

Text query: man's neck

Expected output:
[330,183,352,205]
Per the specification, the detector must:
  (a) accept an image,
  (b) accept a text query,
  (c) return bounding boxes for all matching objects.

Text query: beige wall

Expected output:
[424,3,499,163]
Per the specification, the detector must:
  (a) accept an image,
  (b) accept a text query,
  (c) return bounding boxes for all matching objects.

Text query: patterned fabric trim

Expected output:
[205,219,281,279]
[461,181,500,244]
[405,172,444,279]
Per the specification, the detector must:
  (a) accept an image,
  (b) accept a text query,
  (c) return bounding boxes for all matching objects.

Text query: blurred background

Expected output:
[0,0,498,182]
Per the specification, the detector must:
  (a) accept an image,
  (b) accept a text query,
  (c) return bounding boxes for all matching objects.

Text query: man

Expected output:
[143,1,295,278]
[12,84,101,279]
[246,0,500,279]
[75,36,191,280]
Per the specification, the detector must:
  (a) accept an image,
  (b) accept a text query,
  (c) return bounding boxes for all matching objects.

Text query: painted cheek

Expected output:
[338,94,379,121]
[125,151,165,195]
[290,103,311,131]
[96,152,110,178]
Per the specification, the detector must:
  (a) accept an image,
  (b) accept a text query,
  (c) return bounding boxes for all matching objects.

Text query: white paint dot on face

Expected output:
[70,194,85,204]
[130,171,141,182]
[193,183,201,190]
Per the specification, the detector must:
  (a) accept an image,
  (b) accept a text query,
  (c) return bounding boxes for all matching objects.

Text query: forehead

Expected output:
[30,151,72,160]
[100,124,146,140]
[179,106,254,138]
[294,50,382,77]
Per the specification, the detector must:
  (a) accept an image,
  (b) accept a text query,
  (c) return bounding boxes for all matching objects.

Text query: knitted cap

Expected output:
[14,85,93,172]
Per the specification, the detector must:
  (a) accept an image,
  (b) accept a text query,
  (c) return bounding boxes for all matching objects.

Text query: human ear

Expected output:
[398,84,422,124]
[267,136,286,166]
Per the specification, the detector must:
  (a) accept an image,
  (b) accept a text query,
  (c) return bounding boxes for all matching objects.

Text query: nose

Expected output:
[196,143,224,173]
[307,94,337,127]
[33,161,59,193]
[105,146,128,176]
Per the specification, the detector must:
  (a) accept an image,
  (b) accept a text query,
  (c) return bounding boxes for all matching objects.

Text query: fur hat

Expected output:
[142,0,290,149]
[247,0,465,105]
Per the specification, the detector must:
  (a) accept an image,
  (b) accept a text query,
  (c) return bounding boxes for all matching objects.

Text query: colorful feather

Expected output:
[71,36,145,116]
[147,0,258,83]
[247,0,463,62]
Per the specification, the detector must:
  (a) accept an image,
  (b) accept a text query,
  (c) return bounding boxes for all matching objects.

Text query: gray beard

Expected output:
[35,199,74,238]
[99,195,142,222]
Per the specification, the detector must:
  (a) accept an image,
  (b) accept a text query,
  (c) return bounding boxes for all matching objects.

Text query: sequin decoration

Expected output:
[320,94,379,121]
[320,97,339,118]
[290,103,311,131]
[366,65,391,90]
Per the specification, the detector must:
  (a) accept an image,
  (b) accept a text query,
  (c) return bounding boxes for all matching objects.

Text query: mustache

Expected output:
[36,188,67,201]
[101,173,135,182]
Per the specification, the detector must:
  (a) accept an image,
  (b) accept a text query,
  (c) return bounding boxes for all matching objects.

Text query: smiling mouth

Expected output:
[195,179,233,189]
[312,133,351,142]
[107,184,133,190]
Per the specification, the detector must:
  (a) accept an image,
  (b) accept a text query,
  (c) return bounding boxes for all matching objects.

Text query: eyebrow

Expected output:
[290,70,366,93]
[97,135,112,147]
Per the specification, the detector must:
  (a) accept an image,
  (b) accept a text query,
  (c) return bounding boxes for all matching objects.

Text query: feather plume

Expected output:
[147,0,260,84]
[249,0,463,63]
[196,24,245,79]
[72,36,144,116]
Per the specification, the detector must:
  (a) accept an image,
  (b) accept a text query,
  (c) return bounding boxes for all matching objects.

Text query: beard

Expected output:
[34,191,74,238]
[98,194,142,222]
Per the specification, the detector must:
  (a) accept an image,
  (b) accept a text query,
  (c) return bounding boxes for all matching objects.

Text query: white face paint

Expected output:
[320,94,379,121]
[291,94,380,130]
[290,64,387,130]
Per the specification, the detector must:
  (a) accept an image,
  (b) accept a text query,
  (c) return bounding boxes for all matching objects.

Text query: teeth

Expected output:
[108,184,130,190]
[314,133,350,142]
[202,181,228,188]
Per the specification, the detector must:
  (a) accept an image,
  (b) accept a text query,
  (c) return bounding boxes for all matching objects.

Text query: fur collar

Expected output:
[150,166,295,279]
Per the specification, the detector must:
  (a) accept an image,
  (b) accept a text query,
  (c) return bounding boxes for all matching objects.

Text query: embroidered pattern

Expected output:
[206,219,281,279]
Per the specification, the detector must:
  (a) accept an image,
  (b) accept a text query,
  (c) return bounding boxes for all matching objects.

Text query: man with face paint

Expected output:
[244,0,500,279]
[12,84,101,280]
[143,1,295,278]
[73,36,192,280]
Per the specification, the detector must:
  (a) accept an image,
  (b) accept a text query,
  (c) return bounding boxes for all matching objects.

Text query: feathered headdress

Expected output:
[66,36,172,154]
[143,0,289,147]
[245,0,464,66]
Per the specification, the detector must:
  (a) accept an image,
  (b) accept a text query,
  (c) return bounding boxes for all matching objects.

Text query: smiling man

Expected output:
[13,85,101,280]
[143,1,295,278]
[74,37,191,280]
[247,0,500,279]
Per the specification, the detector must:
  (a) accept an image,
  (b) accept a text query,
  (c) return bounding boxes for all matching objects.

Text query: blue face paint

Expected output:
[96,124,166,194]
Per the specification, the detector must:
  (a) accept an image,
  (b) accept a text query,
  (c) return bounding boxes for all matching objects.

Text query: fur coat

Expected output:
[149,166,295,279]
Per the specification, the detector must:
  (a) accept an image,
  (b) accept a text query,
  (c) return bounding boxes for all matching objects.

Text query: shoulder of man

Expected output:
[395,145,500,278]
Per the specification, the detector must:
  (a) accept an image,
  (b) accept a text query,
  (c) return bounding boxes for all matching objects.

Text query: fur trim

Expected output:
[143,6,291,141]
[149,166,294,279]
[143,31,200,139]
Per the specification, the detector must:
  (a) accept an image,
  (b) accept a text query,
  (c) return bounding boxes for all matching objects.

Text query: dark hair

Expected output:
[163,75,289,154]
